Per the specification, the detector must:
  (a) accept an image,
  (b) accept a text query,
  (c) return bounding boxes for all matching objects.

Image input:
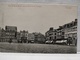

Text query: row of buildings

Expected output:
[0,26,17,42]
[0,19,77,44]
[17,31,45,43]
[0,26,45,43]
[45,19,77,45]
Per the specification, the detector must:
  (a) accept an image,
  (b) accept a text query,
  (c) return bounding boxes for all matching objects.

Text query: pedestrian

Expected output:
[9,38,12,43]
[67,37,72,45]
[75,38,77,46]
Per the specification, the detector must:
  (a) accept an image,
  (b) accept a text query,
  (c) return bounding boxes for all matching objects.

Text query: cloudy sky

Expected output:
[0,3,77,34]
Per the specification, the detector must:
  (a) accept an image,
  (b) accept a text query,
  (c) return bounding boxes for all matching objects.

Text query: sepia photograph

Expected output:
[0,3,77,53]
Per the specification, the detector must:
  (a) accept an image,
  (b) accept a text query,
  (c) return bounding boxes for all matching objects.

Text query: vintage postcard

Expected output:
[0,3,77,53]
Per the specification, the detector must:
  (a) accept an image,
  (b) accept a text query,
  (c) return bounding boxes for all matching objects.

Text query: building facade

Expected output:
[63,19,77,45]
[17,32,21,40]
[56,26,64,40]
[0,28,6,42]
[27,33,35,43]
[45,19,77,45]
[45,27,54,41]
[36,33,45,43]
[19,30,28,43]
[20,30,28,38]
[33,32,45,43]
[45,27,60,42]
[0,27,1,39]
[5,26,17,42]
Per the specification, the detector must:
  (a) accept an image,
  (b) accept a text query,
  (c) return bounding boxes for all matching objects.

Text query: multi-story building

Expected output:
[33,32,39,43]
[0,28,6,42]
[45,27,62,43]
[45,27,55,41]
[45,19,77,45]
[19,30,28,43]
[0,27,1,39]
[5,26,17,42]
[17,32,21,40]
[36,33,45,43]
[20,30,28,38]
[27,33,35,43]
[56,26,64,40]
[33,32,45,43]
[63,19,77,45]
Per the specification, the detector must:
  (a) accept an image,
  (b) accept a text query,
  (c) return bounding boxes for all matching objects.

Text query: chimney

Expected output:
[49,27,54,31]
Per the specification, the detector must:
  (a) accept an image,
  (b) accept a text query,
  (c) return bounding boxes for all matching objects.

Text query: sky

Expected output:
[0,3,77,34]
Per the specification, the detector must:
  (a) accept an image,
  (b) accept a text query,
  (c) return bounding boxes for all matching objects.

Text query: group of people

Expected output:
[67,37,77,46]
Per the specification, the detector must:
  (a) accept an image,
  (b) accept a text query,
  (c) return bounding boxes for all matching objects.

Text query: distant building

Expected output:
[27,33,35,43]
[5,26,17,42]
[33,32,39,43]
[33,32,45,43]
[5,26,17,32]
[0,28,6,42]
[0,27,1,39]
[20,30,28,38]
[37,33,45,43]
[45,27,56,40]
[19,30,28,43]
[17,32,21,40]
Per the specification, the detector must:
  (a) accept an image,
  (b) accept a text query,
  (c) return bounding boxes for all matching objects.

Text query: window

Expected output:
[55,33,56,35]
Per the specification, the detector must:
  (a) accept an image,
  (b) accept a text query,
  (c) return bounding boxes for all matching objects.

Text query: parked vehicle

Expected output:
[45,40,53,44]
[56,40,67,45]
